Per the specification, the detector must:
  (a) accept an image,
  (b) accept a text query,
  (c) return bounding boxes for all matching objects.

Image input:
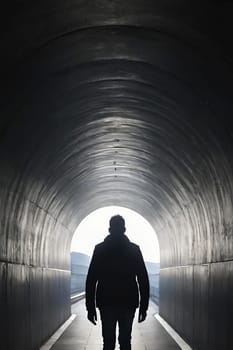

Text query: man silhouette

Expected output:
[85,215,150,350]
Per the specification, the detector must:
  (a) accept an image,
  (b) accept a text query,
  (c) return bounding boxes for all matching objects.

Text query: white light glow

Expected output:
[71,206,160,263]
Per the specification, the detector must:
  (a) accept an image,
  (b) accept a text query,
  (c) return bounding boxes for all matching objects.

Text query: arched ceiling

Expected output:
[1,1,233,267]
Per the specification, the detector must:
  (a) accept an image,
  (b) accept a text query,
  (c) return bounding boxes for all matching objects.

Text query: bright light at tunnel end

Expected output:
[71,206,160,263]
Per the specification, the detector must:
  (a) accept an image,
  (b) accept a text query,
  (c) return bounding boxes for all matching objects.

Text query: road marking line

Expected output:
[155,313,192,350]
[40,314,77,350]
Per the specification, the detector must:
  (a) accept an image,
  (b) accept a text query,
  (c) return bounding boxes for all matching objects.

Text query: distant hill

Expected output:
[145,262,160,274]
[145,262,160,305]
[70,252,91,294]
[70,252,160,302]
[71,252,160,273]
[71,252,91,266]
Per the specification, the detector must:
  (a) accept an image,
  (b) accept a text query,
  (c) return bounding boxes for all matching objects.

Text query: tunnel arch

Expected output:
[70,205,160,263]
[1,2,233,350]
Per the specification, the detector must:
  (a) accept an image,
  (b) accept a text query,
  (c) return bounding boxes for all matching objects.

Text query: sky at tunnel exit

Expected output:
[71,206,160,263]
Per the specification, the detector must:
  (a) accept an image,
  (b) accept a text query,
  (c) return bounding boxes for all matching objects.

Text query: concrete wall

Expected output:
[0,188,71,349]
[159,160,233,349]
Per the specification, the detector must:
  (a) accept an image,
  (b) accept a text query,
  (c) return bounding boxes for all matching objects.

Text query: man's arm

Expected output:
[85,247,98,325]
[136,247,150,322]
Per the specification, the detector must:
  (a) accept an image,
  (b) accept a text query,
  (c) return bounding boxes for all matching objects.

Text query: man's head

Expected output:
[109,215,126,235]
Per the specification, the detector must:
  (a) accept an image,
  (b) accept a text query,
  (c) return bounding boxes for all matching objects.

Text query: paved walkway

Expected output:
[51,300,181,350]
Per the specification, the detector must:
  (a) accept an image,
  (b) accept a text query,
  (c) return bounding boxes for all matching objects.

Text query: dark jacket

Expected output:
[85,234,149,311]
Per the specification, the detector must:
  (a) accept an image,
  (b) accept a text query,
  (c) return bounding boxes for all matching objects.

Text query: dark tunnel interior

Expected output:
[1,1,233,349]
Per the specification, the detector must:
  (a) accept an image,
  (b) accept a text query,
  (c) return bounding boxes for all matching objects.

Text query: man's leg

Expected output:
[118,307,136,350]
[99,307,117,350]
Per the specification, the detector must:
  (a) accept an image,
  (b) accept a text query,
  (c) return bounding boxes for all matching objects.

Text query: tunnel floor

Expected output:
[48,300,181,350]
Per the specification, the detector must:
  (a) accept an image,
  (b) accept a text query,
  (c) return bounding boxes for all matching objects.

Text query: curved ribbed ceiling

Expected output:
[1,1,233,269]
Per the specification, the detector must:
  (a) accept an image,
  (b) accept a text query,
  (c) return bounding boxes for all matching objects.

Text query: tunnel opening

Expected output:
[70,206,160,306]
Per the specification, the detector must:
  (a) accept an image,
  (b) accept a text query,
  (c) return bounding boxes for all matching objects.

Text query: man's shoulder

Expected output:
[128,242,141,254]
[129,241,139,249]
[94,238,140,252]
[94,241,105,251]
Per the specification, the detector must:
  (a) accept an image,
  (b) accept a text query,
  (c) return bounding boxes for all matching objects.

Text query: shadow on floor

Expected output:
[50,299,181,350]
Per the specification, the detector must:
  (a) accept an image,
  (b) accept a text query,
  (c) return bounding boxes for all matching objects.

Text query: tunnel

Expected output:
[1,1,233,349]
